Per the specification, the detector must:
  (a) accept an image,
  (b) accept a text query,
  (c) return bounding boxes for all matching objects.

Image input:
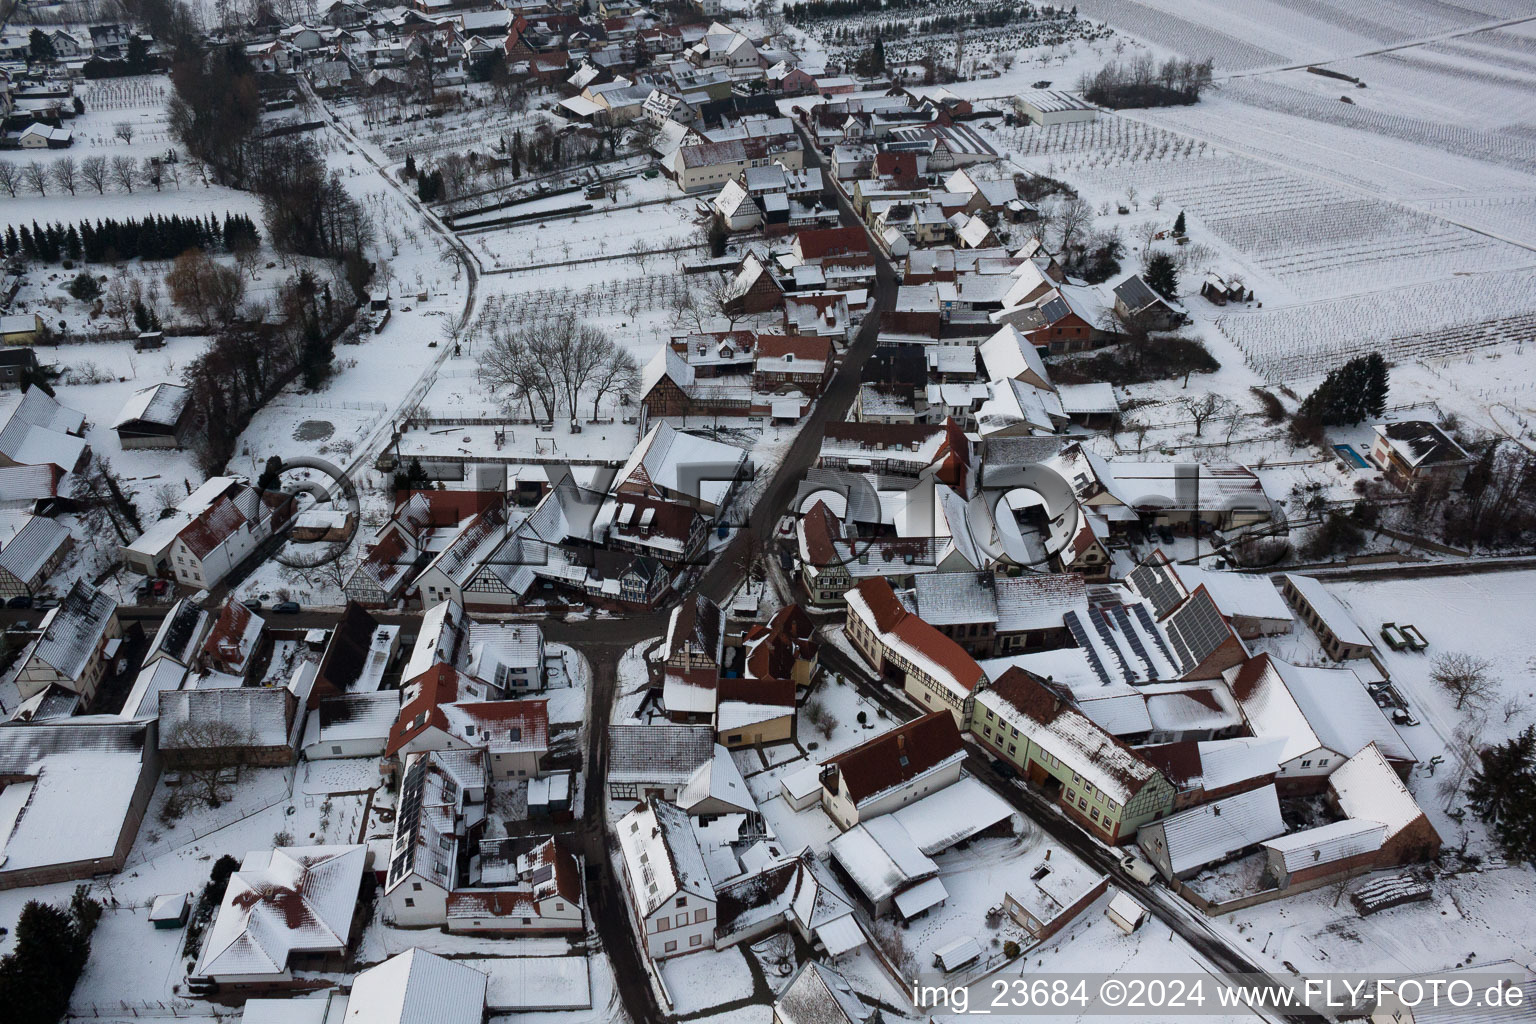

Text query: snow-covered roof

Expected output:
[1329,742,1431,842]
[28,579,116,681]
[343,948,487,1024]
[1150,784,1285,875]
[0,386,87,472]
[617,420,749,510]
[1226,655,1411,766]
[112,382,190,428]
[978,668,1164,805]
[776,961,875,1024]
[617,798,714,917]
[159,687,293,749]
[1283,573,1372,648]
[677,744,754,816]
[315,690,401,743]
[0,720,153,875]
[1263,818,1386,872]
[1056,382,1119,416]
[608,724,714,787]
[196,845,366,978]
[887,775,1012,855]
[0,514,68,584]
[829,814,938,904]
[1177,566,1291,623]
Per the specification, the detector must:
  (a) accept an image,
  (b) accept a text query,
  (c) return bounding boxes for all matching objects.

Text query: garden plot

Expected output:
[469,197,704,271]
[1216,267,1536,383]
[659,946,757,1015]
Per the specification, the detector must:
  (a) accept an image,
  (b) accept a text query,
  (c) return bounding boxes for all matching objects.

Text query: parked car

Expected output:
[988,757,1016,780]
[1119,850,1159,885]
[6,595,32,609]
[272,601,301,614]
[35,597,57,610]
[1391,708,1420,727]
[242,599,263,612]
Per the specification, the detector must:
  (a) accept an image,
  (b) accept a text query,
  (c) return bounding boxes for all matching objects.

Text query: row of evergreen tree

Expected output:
[2,213,260,265]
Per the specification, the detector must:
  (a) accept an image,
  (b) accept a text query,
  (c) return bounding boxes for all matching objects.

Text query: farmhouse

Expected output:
[1224,654,1413,794]
[121,477,295,588]
[385,748,489,927]
[1135,784,1285,881]
[844,577,987,724]
[971,667,1176,843]
[11,579,121,705]
[0,386,88,475]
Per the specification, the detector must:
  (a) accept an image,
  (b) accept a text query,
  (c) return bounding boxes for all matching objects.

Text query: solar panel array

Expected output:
[1109,605,1153,673]
[390,756,428,885]
[1064,610,1113,686]
[1127,560,1184,617]
[1131,603,1179,667]
[1090,608,1137,683]
[1164,591,1230,674]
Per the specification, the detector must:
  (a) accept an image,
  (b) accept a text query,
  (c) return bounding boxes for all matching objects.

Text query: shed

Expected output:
[779,762,822,810]
[149,892,190,928]
[1105,889,1146,934]
[933,935,982,972]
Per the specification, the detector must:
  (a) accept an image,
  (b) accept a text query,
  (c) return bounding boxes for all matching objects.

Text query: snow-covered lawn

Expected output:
[659,944,756,1015]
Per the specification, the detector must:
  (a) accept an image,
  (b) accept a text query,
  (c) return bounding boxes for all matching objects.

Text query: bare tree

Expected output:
[1502,697,1523,724]
[1124,185,1138,210]
[80,154,108,194]
[1136,219,1160,256]
[110,154,137,193]
[163,719,256,808]
[50,155,79,195]
[1150,192,1166,211]
[587,341,640,420]
[22,161,48,196]
[1432,651,1497,711]
[1055,195,1093,252]
[114,121,135,145]
[103,275,136,333]
[1181,393,1235,437]
[166,249,244,329]
[0,162,20,198]
[480,327,555,422]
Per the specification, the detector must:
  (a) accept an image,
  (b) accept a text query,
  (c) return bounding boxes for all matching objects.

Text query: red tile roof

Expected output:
[717,676,796,707]
[387,662,464,755]
[179,495,248,559]
[794,225,870,260]
[821,710,963,805]
[755,334,833,362]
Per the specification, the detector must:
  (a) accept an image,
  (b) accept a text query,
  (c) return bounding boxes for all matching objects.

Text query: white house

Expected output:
[194,845,366,986]
[617,798,717,960]
[817,711,967,831]
[384,748,488,927]
[121,477,292,588]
